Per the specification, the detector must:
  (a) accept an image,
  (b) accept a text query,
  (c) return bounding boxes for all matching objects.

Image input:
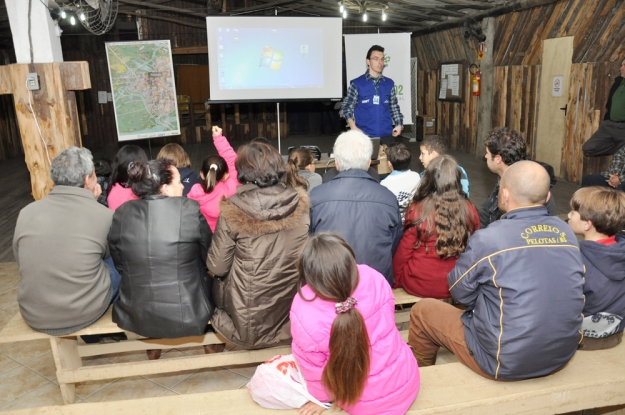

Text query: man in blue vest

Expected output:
[340,45,403,145]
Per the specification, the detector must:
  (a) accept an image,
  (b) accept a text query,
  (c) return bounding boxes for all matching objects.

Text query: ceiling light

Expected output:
[339,2,344,13]
[363,12,367,22]
[70,15,75,25]
[79,12,86,21]
[382,11,387,21]
[60,9,66,19]
[343,10,347,18]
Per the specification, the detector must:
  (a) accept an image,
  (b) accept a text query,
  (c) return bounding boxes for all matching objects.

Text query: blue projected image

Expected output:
[216,27,324,90]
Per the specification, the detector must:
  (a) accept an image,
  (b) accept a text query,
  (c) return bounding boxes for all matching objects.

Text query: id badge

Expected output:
[373,95,380,105]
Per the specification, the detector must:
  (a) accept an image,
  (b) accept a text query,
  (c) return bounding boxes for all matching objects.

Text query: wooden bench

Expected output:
[4,340,625,415]
[0,288,419,405]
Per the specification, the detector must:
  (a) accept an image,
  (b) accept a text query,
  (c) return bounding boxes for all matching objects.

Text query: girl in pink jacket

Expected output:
[187,126,240,231]
[291,233,420,415]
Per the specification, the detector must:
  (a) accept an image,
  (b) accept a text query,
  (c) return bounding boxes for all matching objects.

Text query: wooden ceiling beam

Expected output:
[118,10,207,28]
[118,0,209,17]
[411,0,562,35]
[390,0,467,18]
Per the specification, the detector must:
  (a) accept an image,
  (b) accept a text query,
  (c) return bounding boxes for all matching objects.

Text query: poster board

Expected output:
[105,40,180,141]
[438,61,464,102]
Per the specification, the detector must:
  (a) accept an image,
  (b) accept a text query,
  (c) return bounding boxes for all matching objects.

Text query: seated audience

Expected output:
[291,233,419,415]
[393,155,479,299]
[109,159,213,360]
[569,187,625,350]
[310,130,402,285]
[581,145,625,191]
[286,148,322,192]
[479,127,557,228]
[207,142,309,349]
[419,135,469,196]
[409,161,584,380]
[14,147,120,334]
[188,126,240,232]
[380,142,421,219]
[107,145,148,211]
[157,143,201,196]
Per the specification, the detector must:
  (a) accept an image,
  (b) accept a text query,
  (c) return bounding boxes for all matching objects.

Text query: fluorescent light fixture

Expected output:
[70,15,75,25]
[79,12,86,21]
[382,11,387,21]
[60,9,66,18]
[363,12,367,22]
[343,10,347,18]
[339,2,344,12]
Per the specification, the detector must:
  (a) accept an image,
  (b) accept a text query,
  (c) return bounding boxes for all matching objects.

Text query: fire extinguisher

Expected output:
[472,69,481,96]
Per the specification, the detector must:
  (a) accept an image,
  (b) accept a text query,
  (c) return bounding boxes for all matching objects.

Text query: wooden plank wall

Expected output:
[0,95,22,161]
[412,0,625,183]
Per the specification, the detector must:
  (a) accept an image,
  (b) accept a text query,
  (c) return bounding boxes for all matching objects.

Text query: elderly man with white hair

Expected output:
[14,147,121,335]
[309,130,403,285]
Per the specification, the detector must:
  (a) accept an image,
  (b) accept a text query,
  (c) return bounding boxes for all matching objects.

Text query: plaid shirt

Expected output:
[340,70,403,128]
[601,145,625,183]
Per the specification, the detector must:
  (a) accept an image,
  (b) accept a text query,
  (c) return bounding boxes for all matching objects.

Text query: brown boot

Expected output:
[203,344,226,354]
[412,350,437,367]
[146,349,162,360]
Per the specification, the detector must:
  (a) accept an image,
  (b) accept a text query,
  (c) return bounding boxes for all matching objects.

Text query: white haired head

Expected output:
[333,130,373,171]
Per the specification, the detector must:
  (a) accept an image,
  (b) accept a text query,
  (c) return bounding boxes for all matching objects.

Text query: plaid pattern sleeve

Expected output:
[389,85,403,127]
[602,145,625,182]
[340,83,358,121]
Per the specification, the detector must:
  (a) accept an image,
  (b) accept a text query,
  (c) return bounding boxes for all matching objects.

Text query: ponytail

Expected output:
[200,155,228,194]
[285,158,308,190]
[297,233,370,410]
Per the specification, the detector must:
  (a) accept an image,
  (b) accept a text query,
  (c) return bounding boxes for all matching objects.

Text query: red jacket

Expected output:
[392,201,479,298]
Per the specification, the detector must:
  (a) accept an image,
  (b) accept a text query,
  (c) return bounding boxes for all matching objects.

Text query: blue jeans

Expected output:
[103,257,122,304]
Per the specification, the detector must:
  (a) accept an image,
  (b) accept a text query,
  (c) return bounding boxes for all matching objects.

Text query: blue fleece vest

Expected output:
[352,74,395,137]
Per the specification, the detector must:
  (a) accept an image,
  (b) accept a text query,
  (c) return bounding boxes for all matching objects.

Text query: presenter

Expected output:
[341,45,403,145]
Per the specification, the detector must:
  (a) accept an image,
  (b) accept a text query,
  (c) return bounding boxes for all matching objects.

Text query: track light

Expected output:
[343,10,347,18]
[70,15,75,25]
[60,9,66,19]
[79,12,86,21]
[363,12,367,22]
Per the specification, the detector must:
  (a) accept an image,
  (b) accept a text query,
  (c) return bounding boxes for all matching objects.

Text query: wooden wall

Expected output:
[412,0,625,183]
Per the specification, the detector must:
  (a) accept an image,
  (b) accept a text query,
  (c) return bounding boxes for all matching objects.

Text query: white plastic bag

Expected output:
[247,354,332,410]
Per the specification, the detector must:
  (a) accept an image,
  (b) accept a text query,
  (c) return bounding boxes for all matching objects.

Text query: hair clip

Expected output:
[209,164,218,171]
[335,297,357,314]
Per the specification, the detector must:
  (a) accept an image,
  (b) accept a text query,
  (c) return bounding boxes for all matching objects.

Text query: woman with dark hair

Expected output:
[108,159,213,359]
[285,148,322,192]
[393,155,480,299]
[207,141,309,350]
[188,126,240,232]
[290,233,419,414]
[107,145,148,211]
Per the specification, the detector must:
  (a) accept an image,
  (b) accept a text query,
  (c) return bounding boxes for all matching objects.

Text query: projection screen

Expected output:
[206,16,343,102]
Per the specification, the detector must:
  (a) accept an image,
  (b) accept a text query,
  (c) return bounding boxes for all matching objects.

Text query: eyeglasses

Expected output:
[369,57,385,62]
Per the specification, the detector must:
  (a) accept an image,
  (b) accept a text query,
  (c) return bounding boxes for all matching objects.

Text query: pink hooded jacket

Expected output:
[290,264,420,415]
[187,133,240,231]
[107,184,139,211]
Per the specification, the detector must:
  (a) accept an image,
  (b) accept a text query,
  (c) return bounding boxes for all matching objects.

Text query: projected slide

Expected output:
[216,27,323,90]
[206,17,342,102]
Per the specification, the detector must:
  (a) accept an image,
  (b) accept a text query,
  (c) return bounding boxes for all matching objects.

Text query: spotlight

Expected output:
[343,10,347,18]
[363,12,367,22]
[382,11,387,21]
[79,12,86,21]
[60,9,66,18]
[70,15,75,25]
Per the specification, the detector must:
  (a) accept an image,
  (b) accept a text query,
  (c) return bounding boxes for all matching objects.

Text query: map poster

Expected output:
[105,40,180,141]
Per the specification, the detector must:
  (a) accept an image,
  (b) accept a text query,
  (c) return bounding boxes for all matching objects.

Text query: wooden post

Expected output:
[476,17,495,157]
[0,62,91,200]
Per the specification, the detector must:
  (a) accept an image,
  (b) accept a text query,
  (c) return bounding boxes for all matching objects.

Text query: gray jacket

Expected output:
[14,186,113,334]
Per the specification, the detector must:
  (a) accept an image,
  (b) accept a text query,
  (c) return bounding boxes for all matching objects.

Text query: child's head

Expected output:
[157,143,191,168]
[385,143,412,172]
[200,155,228,194]
[569,187,625,237]
[94,158,112,177]
[285,148,312,190]
[110,145,148,187]
[297,233,370,408]
[419,135,448,168]
[416,154,463,197]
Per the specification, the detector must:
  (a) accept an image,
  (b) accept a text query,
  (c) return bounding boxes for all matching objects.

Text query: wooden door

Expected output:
[535,36,574,178]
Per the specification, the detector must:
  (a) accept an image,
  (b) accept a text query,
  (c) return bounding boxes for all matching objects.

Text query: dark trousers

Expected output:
[582,120,625,156]
[581,173,625,192]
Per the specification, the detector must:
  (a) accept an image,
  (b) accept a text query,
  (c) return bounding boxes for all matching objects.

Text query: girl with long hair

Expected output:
[393,154,480,298]
[188,126,240,232]
[285,148,322,192]
[291,233,419,415]
[107,145,148,211]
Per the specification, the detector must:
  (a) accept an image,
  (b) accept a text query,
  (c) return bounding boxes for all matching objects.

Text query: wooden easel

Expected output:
[0,62,91,200]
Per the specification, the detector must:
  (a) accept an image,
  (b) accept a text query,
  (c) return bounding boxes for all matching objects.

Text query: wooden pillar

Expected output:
[0,62,91,200]
[476,17,495,157]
